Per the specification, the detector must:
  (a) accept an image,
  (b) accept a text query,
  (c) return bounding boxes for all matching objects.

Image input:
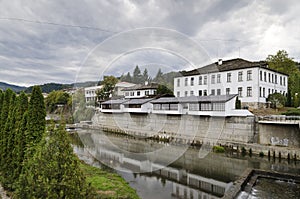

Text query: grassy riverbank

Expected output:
[80,162,140,199]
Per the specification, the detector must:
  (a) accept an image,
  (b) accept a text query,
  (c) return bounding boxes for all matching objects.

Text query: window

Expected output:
[198,90,202,96]
[247,70,252,81]
[283,77,286,86]
[212,103,225,111]
[275,75,277,84]
[200,103,211,111]
[217,89,221,95]
[238,87,242,97]
[226,88,230,95]
[264,72,267,82]
[125,92,129,96]
[260,71,263,81]
[189,103,199,111]
[177,79,180,87]
[247,87,252,97]
[268,73,271,82]
[280,76,282,85]
[211,75,215,84]
[137,91,140,96]
[272,74,274,83]
[177,91,180,97]
[199,76,202,85]
[184,91,188,96]
[204,76,207,85]
[162,104,169,110]
[259,87,262,97]
[217,74,221,83]
[238,71,243,81]
[263,88,265,97]
[190,91,194,96]
[130,91,134,96]
[191,77,194,86]
[203,90,207,96]
[153,104,161,110]
[227,73,231,82]
[211,89,215,96]
[268,89,270,96]
[145,90,149,95]
[170,104,178,110]
[185,78,188,86]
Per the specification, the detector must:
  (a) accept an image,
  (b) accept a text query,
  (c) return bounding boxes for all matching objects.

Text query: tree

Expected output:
[96,76,118,101]
[157,84,174,96]
[266,50,299,107]
[133,65,142,84]
[25,86,46,158]
[235,97,241,109]
[142,68,149,83]
[267,93,287,109]
[266,50,297,75]
[15,123,96,199]
[154,68,164,83]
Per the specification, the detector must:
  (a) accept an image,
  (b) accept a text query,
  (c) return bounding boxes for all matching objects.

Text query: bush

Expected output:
[241,147,247,155]
[259,152,264,157]
[213,146,225,153]
[282,108,300,116]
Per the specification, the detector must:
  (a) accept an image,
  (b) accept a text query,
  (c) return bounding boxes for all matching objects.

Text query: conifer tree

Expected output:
[25,86,46,157]
[15,123,96,199]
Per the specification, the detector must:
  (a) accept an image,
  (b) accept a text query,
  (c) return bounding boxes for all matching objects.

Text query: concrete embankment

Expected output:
[89,112,300,160]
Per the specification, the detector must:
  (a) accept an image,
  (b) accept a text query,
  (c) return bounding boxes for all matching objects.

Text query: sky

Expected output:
[0,0,300,87]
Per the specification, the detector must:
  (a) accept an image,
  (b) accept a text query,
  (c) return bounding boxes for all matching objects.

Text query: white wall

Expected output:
[124,89,157,99]
[174,67,288,105]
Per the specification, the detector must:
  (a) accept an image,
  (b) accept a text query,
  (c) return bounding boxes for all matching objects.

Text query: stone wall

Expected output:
[92,112,255,145]
[258,123,300,147]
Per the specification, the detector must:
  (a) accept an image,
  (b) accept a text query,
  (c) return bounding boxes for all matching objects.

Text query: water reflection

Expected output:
[71,129,300,199]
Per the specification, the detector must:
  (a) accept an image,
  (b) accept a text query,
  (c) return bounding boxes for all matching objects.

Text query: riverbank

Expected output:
[80,162,140,199]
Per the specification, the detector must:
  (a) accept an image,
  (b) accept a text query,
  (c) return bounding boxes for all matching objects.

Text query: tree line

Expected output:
[0,87,96,198]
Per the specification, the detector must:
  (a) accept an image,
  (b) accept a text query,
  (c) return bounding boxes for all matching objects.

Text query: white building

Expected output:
[84,85,102,102]
[122,83,158,99]
[174,58,288,109]
[114,82,136,96]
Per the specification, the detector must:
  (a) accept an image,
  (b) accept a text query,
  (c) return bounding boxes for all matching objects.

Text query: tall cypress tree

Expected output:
[25,86,46,157]
[16,123,96,199]
[0,89,14,169]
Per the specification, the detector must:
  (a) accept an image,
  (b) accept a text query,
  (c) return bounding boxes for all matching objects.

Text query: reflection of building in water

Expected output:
[78,134,232,198]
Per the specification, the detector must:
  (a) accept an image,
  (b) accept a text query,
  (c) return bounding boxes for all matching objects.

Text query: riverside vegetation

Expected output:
[0,87,139,199]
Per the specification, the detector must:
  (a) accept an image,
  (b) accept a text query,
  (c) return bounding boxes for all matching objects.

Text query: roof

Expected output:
[84,85,102,91]
[151,94,237,104]
[123,98,154,105]
[180,58,288,76]
[122,83,158,91]
[101,99,128,105]
[115,82,136,87]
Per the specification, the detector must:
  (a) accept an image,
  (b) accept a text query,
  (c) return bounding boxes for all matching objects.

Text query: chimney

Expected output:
[218,59,223,65]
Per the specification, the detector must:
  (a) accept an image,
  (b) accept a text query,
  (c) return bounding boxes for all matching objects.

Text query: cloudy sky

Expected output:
[0,0,299,86]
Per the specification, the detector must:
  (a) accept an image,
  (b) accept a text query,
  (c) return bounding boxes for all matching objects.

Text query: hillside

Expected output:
[0,82,27,92]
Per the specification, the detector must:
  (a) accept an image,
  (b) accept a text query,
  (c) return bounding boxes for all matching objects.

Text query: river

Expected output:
[70,129,300,199]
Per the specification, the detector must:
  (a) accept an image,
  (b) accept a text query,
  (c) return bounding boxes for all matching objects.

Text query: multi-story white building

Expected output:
[174,58,288,108]
[85,85,102,102]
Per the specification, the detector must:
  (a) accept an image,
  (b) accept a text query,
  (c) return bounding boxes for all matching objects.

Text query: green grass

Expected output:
[80,162,140,199]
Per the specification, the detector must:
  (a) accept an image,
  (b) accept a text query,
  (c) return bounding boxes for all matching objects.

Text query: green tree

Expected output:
[16,123,96,199]
[154,68,164,83]
[142,68,149,83]
[96,76,118,101]
[133,65,142,84]
[45,90,71,113]
[157,84,174,95]
[266,50,299,107]
[25,86,46,157]
[267,93,286,109]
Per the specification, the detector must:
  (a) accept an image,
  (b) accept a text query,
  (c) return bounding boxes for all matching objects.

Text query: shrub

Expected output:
[259,152,264,157]
[213,146,225,153]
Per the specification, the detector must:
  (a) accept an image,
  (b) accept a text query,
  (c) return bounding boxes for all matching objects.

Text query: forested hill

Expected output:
[0,82,26,92]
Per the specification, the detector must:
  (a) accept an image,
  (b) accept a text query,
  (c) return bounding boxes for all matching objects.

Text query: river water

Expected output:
[71,129,300,199]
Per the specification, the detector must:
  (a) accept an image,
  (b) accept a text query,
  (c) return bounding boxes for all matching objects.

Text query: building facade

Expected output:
[122,83,158,99]
[85,85,102,102]
[174,58,288,109]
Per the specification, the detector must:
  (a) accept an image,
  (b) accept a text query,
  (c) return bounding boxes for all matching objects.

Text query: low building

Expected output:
[122,83,158,99]
[122,98,154,113]
[114,82,136,96]
[101,99,128,113]
[174,58,288,109]
[151,94,252,117]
